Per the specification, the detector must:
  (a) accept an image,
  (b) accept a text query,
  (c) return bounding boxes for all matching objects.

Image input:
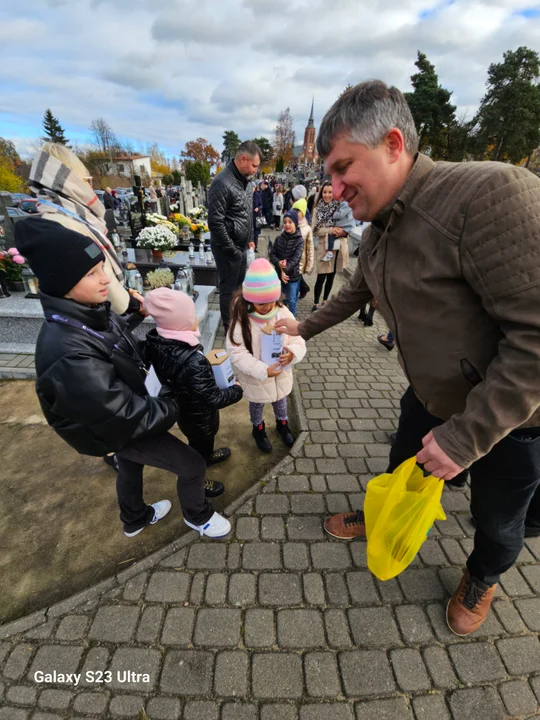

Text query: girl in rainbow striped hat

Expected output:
[226,258,307,453]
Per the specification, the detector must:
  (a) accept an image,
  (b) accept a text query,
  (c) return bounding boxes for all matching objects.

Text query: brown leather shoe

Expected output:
[324,510,366,540]
[446,570,496,636]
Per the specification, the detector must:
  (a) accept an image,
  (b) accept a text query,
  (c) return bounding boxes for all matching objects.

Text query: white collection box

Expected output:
[260,324,285,366]
[206,349,236,389]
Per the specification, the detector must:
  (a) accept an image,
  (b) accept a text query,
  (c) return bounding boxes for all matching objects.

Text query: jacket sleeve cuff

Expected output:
[431,423,478,470]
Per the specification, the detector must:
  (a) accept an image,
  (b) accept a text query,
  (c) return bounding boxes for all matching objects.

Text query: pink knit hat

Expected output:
[242,258,281,304]
[143,287,200,346]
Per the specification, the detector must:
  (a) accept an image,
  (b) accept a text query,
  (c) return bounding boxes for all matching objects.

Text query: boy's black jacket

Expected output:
[35,293,178,456]
[146,331,243,440]
[269,229,304,282]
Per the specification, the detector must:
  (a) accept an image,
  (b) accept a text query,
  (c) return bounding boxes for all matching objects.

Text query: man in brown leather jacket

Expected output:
[276,80,540,637]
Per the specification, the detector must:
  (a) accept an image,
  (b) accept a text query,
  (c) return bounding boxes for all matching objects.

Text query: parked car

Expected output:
[8,193,32,207]
[18,199,39,214]
[6,206,29,223]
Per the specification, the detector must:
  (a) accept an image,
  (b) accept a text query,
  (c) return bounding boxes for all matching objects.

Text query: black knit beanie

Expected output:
[14,217,105,298]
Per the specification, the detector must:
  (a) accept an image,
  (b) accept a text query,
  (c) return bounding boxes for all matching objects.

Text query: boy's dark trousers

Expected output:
[115,432,214,534]
[188,435,215,464]
[389,387,540,585]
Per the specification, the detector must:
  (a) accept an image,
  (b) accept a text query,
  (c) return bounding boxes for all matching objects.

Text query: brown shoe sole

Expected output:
[323,521,365,541]
[445,598,475,637]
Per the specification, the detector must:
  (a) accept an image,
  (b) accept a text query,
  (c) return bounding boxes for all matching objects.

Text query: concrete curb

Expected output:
[0,378,310,638]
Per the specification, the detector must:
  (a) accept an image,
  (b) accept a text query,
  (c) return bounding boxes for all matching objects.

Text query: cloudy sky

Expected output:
[1,0,539,161]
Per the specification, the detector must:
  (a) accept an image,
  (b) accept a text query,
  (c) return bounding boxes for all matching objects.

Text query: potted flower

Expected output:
[145,213,179,236]
[190,221,209,242]
[136,226,178,260]
[146,268,174,289]
[0,247,27,292]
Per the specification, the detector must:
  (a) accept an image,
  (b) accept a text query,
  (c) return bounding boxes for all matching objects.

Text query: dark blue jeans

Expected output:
[388,387,540,584]
[282,280,300,317]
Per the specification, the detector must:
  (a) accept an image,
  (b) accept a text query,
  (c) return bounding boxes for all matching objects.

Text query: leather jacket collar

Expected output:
[39,292,111,331]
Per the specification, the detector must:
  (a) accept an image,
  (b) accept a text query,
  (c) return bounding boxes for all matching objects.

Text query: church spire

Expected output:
[308,96,314,127]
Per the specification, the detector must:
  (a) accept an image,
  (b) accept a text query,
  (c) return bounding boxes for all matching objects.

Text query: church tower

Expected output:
[302,97,316,164]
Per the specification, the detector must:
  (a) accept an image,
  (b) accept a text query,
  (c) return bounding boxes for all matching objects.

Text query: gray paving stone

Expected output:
[136,605,163,644]
[251,653,303,699]
[395,605,434,644]
[6,685,37,705]
[88,605,139,642]
[54,615,89,641]
[283,543,310,570]
[296,458,316,474]
[236,517,260,540]
[531,675,540,704]
[439,538,468,565]
[449,687,505,720]
[290,494,325,514]
[497,635,540,674]
[391,648,431,691]
[261,516,286,540]
[243,543,282,570]
[193,608,241,647]
[229,573,257,606]
[190,572,206,604]
[310,475,327,492]
[214,650,248,697]
[348,607,401,647]
[78,647,110,688]
[259,573,302,606]
[183,700,219,720]
[27,645,84,684]
[418,539,448,566]
[515,597,540,631]
[244,609,275,648]
[109,694,145,717]
[260,704,298,720]
[287,516,325,541]
[122,572,147,601]
[303,573,325,605]
[326,493,352,514]
[398,569,446,601]
[356,697,413,719]
[145,696,182,720]
[339,650,396,697]
[277,609,326,648]
[159,548,187,567]
[325,609,353,648]
[492,599,527,634]
[205,573,228,605]
[346,571,379,604]
[326,474,360,492]
[228,544,241,569]
[350,543,369,570]
[422,646,458,689]
[187,544,227,569]
[160,650,214,695]
[72,691,109,714]
[311,543,351,570]
[4,645,35,680]
[0,642,12,665]
[304,651,341,697]
[449,641,506,683]
[412,695,450,720]
[0,708,28,720]
[145,571,190,602]
[161,607,195,646]
[222,702,257,720]
[499,678,539,716]
[38,689,73,710]
[279,475,310,492]
[300,704,354,719]
[107,647,161,691]
[255,495,290,514]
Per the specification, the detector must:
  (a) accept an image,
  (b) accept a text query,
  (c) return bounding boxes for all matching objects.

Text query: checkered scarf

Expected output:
[30,149,123,281]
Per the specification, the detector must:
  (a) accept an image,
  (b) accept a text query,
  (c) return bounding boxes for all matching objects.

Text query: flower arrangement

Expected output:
[191,221,209,236]
[146,268,174,289]
[0,247,27,281]
[169,213,191,228]
[146,213,179,235]
[190,206,208,220]
[137,226,178,251]
[170,202,180,212]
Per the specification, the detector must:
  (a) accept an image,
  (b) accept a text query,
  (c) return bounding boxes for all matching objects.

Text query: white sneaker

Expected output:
[124,499,172,538]
[184,511,231,538]
[322,251,334,262]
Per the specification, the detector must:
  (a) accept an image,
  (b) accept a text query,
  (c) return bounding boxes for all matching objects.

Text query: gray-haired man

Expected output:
[276,80,540,637]
[208,141,262,330]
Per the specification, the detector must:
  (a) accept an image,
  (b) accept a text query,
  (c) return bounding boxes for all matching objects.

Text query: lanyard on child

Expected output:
[45,312,148,374]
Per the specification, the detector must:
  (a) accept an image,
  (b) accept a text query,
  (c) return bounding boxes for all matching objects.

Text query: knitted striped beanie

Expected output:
[242,258,282,304]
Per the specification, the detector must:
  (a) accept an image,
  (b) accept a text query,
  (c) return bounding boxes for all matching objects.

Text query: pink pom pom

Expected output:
[7,247,18,255]
[12,255,26,265]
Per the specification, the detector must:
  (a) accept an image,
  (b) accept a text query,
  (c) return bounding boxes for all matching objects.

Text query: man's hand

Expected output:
[275,317,300,336]
[416,431,464,481]
[279,346,294,367]
[334,227,347,237]
[281,271,289,284]
[248,242,255,250]
[278,259,287,268]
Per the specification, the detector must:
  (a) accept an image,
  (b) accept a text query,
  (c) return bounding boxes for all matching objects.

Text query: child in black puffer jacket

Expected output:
[145,287,243,497]
[269,209,304,318]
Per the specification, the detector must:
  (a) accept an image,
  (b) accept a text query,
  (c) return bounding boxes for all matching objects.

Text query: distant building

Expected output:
[293,99,318,166]
[103,155,152,180]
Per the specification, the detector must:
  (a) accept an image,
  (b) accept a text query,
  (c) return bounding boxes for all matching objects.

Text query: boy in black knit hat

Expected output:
[15,216,231,539]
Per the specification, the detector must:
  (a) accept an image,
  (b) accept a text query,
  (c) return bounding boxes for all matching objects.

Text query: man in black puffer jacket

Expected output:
[15,217,232,540]
[208,141,262,330]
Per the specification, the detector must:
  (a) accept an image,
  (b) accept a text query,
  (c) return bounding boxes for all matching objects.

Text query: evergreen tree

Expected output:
[222,130,241,163]
[184,160,211,187]
[405,52,456,159]
[251,137,272,164]
[472,46,540,163]
[42,109,69,145]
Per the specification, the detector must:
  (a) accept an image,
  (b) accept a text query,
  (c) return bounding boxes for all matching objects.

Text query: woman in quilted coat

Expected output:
[226,259,306,453]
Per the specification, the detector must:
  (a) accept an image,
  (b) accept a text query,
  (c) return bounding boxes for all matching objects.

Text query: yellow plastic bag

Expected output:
[365,457,446,581]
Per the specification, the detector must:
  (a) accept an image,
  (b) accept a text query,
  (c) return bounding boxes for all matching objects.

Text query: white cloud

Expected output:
[0,0,538,161]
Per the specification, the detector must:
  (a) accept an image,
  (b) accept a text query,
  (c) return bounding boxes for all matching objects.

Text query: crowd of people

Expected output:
[11,77,540,641]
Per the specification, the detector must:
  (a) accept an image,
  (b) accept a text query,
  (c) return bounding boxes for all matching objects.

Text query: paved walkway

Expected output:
[1,272,540,720]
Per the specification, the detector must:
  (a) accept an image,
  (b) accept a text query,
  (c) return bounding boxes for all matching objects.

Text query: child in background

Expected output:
[269,209,304,318]
[292,198,315,300]
[226,259,306,453]
[321,200,356,263]
[145,288,243,497]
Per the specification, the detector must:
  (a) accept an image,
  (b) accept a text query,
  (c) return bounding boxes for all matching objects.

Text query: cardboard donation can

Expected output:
[206,349,236,389]
[260,322,285,366]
